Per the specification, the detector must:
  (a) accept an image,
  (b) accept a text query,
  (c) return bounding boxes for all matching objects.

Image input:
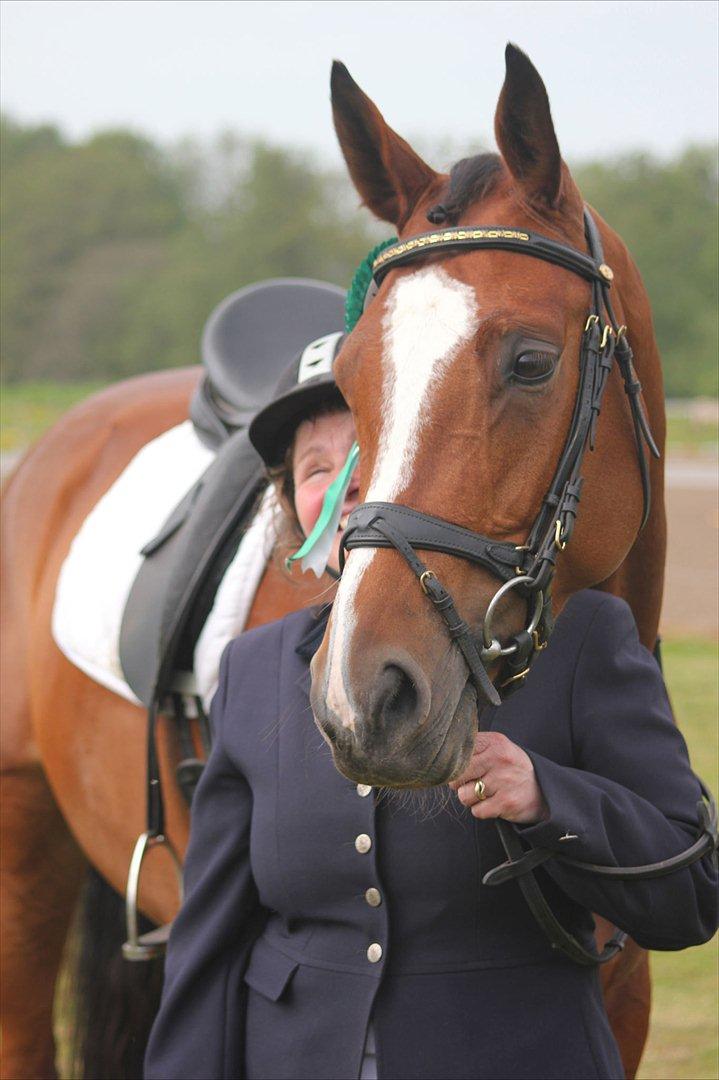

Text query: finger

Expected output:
[470,788,530,823]
[448,733,519,790]
[470,794,503,819]
[455,776,495,807]
[448,748,498,790]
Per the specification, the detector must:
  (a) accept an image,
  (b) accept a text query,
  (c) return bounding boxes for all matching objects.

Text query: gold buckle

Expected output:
[554,519,567,551]
[600,324,614,350]
[500,667,530,689]
[419,570,437,595]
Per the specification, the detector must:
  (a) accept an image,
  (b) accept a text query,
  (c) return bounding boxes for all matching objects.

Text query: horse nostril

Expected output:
[372,664,420,728]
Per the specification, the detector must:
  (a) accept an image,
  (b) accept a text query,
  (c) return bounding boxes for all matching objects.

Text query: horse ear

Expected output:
[331,61,438,227]
[494,44,566,208]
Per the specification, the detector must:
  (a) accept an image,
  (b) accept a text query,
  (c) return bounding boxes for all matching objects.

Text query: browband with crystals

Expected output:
[371,224,615,286]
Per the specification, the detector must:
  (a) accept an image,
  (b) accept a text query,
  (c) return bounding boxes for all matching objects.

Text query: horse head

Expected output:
[311,44,664,788]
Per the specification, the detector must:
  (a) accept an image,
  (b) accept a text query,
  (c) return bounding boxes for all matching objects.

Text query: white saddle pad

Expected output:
[52,421,276,709]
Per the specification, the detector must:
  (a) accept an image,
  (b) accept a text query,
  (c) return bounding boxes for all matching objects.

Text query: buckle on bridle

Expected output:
[554,519,567,551]
[419,569,437,595]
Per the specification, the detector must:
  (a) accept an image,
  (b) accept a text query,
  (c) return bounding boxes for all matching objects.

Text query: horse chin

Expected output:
[314,678,479,790]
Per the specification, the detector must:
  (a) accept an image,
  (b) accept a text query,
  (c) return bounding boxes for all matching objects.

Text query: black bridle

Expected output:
[339,210,717,966]
[341,210,659,705]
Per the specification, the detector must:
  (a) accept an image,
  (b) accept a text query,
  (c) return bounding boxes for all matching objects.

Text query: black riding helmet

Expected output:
[248,331,347,469]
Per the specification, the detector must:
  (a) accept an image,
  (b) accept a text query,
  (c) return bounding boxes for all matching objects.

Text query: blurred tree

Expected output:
[1,117,186,379]
[1,115,715,397]
[80,138,378,378]
[576,146,718,397]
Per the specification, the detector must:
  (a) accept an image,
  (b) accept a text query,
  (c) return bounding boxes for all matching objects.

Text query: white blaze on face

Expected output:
[325,266,479,726]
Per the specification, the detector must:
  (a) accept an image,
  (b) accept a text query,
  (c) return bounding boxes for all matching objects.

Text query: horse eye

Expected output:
[511,350,556,385]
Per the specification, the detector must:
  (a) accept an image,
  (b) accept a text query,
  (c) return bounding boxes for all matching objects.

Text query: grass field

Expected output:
[1,382,717,455]
[0,381,108,451]
[637,638,719,1080]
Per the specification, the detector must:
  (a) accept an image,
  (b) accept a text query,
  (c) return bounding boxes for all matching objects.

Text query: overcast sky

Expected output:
[2,0,717,166]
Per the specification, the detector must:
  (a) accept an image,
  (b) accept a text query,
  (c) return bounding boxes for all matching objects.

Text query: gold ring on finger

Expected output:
[473,778,487,801]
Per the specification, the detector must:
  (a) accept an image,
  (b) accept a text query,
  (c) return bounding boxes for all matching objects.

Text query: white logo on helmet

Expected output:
[297,332,343,384]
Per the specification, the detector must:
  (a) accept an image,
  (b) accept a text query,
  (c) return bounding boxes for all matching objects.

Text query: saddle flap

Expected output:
[119,429,265,706]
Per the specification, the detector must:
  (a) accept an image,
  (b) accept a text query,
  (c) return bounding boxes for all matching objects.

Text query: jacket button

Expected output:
[365,888,382,907]
[367,943,383,963]
[355,833,372,854]
[356,784,372,797]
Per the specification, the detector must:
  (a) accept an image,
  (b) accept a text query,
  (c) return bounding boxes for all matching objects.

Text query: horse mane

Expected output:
[432,153,504,221]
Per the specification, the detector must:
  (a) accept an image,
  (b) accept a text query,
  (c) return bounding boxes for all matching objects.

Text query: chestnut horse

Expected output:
[313,44,665,1077]
[1,46,663,1080]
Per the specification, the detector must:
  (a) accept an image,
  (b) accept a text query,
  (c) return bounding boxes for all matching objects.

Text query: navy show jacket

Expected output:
[145,590,717,1080]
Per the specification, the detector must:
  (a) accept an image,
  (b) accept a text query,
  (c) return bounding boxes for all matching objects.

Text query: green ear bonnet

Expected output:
[344,238,397,333]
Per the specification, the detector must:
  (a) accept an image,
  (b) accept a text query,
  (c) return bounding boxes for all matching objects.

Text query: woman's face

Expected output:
[292,408,359,573]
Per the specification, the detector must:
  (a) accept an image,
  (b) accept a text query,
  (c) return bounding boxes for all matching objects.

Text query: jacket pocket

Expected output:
[244,937,299,1002]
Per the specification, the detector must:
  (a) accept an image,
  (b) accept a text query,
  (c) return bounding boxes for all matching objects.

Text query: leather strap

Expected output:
[342,512,501,707]
[492,819,628,966]
[371,224,613,286]
[343,502,528,581]
[483,785,717,967]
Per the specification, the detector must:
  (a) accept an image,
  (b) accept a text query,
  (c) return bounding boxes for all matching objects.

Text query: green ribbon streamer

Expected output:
[286,441,360,577]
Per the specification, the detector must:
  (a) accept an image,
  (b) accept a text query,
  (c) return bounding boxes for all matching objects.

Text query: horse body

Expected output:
[1,46,666,1080]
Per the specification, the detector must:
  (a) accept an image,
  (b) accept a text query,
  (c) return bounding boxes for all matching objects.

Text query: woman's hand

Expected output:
[448,732,549,824]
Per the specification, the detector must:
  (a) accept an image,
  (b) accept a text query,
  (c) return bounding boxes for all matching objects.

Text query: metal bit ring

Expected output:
[481,575,544,655]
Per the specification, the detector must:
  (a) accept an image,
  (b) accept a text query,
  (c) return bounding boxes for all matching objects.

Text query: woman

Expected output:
[145,344,717,1080]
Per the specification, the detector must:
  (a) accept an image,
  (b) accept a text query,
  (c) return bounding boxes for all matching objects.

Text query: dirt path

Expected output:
[661,459,718,638]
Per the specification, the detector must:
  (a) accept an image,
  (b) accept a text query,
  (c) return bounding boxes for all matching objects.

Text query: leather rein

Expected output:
[339,210,718,966]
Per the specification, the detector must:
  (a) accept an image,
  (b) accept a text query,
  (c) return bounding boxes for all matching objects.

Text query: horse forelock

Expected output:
[435,152,504,221]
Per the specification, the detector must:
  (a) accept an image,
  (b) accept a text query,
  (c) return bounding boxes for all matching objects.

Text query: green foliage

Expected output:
[0,115,716,397]
[576,147,718,397]
[1,115,187,380]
